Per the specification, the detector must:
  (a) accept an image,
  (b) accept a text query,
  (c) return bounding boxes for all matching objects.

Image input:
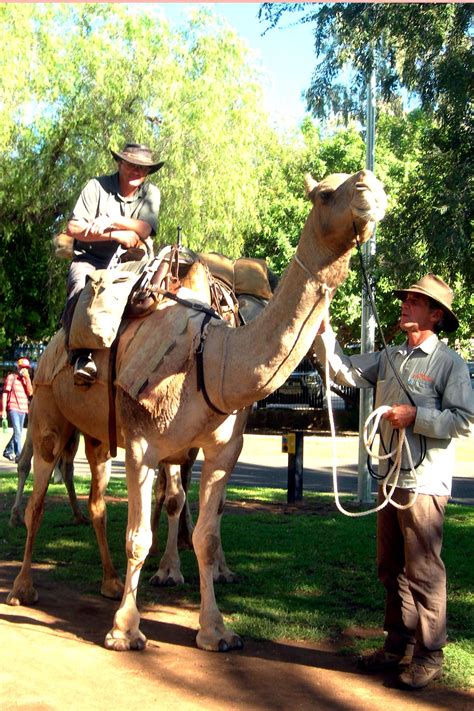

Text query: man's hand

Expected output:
[383,404,417,429]
[84,215,112,237]
[317,314,331,335]
[112,231,142,249]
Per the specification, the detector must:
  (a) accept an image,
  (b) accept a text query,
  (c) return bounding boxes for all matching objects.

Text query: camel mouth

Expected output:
[353,179,387,224]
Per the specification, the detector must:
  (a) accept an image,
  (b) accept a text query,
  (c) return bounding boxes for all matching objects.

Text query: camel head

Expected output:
[303,169,387,258]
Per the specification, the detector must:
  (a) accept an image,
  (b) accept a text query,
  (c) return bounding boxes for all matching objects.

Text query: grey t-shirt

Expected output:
[70,172,161,268]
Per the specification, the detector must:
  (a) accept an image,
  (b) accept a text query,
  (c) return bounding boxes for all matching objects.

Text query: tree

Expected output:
[259,3,473,350]
[0,5,272,349]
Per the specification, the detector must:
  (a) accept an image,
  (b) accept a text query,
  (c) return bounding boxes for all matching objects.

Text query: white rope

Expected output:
[322,290,419,517]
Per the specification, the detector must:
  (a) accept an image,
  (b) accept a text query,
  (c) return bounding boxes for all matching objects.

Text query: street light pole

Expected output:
[357,64,377,504]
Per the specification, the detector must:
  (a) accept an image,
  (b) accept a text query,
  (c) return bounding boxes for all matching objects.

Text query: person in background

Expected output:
[2,358,33,462]
[63,142,164,385]
[313,274,474,689]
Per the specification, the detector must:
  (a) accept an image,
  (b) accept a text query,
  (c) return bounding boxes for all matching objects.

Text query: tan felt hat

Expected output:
[394,273,459,332]
[110,143,164,173]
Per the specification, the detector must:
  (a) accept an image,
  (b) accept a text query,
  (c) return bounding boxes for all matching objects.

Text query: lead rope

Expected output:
[322,288,419,517]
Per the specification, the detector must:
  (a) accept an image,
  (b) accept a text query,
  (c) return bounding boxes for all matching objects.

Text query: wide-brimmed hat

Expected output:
[393,273,459,332]
[110,143,164,174]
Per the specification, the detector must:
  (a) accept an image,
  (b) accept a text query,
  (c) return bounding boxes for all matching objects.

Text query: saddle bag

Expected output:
[68,269,140,350]
[199,253,273,300]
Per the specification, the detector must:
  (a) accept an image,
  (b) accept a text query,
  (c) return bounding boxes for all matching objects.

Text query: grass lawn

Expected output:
[0,471,472,689]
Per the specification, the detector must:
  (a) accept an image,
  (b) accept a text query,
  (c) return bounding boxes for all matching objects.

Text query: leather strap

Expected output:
[195,313,228,416]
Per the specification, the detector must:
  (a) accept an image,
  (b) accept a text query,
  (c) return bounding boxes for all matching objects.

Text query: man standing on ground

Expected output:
[63,142,163,385]
[2,358,33,462]
[313,274,474,689]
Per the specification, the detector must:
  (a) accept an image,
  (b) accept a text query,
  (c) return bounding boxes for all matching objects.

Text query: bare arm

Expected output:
[66,219,142,249]
[19,370,33,398]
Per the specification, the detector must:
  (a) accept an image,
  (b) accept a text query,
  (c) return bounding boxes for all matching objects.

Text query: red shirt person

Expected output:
[2,358,33,462]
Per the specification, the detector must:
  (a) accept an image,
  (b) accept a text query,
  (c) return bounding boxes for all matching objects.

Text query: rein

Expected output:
[320,224,427,516]
[322,289,419,518]
[354,230,426,476]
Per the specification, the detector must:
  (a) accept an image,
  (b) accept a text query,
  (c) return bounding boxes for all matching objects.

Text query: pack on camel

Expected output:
[9,295,268,591]
[7,169,387,652]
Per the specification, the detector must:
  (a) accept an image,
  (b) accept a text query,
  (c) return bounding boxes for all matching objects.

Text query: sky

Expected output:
[134,2,316,128]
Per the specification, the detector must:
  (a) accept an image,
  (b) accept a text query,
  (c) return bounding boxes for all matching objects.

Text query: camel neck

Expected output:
[204,221,350,413]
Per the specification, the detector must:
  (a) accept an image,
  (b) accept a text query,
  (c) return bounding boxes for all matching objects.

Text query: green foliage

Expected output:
[0,3,472,354]
[259,2,473,351]
[0,5,271,345]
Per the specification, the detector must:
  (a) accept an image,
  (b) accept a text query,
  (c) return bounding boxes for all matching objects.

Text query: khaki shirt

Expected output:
[314,332,474,496]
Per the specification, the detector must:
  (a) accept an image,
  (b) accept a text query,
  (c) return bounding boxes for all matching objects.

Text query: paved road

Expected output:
[2,432,472,505]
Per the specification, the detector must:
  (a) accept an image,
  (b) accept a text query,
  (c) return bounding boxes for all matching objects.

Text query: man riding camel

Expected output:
[62,142,163,385]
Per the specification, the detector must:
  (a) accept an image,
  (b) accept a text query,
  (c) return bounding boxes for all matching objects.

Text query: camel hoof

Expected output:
[196,630,243,652]
[6,586,39,607]
[149,572,184,587]
[214,571,239,584]
[72,511,89,526]
[100,578,124,600]
[104,630,147,652]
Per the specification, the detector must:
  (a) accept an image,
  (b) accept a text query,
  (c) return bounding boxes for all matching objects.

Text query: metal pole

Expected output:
[357,64,376,504]
[287,431,304,503]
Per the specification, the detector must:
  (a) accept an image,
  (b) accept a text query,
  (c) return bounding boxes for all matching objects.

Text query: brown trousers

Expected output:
[376,488,448,665]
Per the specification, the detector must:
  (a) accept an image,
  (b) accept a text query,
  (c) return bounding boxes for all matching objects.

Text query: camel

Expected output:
[7,169,387,653]
[10,294,268,588]
[9,425,203,594]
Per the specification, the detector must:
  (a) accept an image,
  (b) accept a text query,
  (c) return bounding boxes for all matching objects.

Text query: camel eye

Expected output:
[318,189,334,201]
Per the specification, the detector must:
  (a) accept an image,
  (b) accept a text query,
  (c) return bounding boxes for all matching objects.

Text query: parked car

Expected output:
[257,357,324,409]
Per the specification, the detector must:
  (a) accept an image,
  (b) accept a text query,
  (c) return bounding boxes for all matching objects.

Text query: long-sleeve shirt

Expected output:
[313,332,474,496]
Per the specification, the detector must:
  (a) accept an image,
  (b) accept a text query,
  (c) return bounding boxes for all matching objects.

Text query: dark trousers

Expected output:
[376,488,448,666]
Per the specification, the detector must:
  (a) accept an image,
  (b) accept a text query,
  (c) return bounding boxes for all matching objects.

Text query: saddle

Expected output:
[67,244,273,456]
[68,245,273,351]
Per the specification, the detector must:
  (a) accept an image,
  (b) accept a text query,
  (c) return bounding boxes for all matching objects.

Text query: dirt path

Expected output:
[0,562,472,711]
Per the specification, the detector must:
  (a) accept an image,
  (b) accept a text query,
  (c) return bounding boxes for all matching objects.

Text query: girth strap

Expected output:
[195,313,228,416]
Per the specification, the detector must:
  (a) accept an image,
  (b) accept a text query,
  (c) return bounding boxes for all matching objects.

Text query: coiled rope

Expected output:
[322,289,419,517]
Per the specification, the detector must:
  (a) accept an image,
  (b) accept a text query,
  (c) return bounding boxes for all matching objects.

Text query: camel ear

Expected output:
[304,173,318,201]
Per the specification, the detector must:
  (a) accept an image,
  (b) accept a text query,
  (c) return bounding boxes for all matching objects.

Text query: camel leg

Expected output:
[149,465,166,557]
[7,406,73,606]
[150,447,197,556]
[104,437,156,651]
[83,435,123,600]
[193,438,244,652]
[8,427,33,527]
[213,508,238,584]
[149,463,186,587]
[59,430,88,525]
[177,447,198,550]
